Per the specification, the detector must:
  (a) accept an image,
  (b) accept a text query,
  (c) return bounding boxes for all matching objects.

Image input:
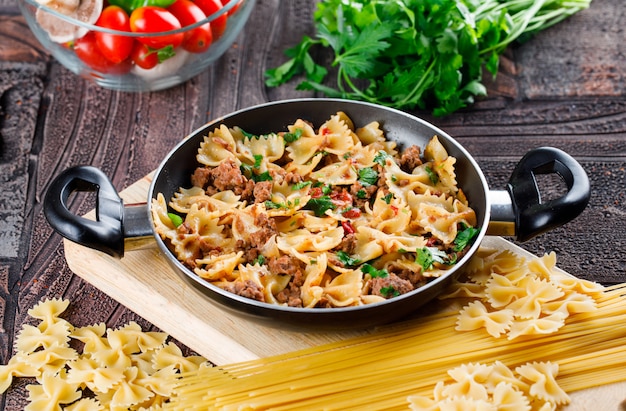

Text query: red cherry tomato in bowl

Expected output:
[95,5,133,64]
[74,31,132,74]
[192,0,227,39]
[168,0,213,53]
[130,6,184,49]
[131,42,159,69]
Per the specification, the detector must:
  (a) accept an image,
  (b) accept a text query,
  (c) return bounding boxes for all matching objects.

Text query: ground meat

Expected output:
[370,273,414,298]
[269,255,306,307]
[224,280,265,302]
[349,181,379,209]
[252,181,273,203]
[191,166,212,189]
[387,264,425,287]
[285,172,303,185]
[267,255,303,279]
[398,145,423,172]
[276,287,303,307]
[211,159,247,192]
[234,239,259,264]
[195,159,252,196]
[249,212,278,249]
[239,180,256,203]
[335,233,357,255]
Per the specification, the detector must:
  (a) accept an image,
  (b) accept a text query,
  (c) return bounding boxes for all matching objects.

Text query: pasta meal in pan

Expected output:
[152,112,479,308]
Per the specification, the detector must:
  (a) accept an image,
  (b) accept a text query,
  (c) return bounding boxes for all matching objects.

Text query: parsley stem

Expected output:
[396,58,437,109]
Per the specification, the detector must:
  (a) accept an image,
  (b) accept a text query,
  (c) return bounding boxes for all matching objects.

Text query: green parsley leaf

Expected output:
[265,0,590,116]
[283,128,303,143]
[416,247,448,271]
[240,128,258,140]
[336,251,361,267]
[358,167,378,186]
[304,196,336,217]
[380,286,400,298]
[454,224,479,251]
[382,193,393,204]
[373,151,389,166]
[356,189,367,199]
[168,213,183,227]
[253,255,266,266]
[292,181,312,190]
[265,200,285,210]
[251,171,273,183]
[425,166,439,185]
[253,154,263,168]
[361,263,388,278]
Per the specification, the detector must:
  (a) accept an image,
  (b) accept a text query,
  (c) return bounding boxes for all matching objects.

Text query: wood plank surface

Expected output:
[1,0,625,409]
[61,172,626,410]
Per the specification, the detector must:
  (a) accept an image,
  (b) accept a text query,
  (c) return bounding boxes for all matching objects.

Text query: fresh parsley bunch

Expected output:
[265,0,591,116]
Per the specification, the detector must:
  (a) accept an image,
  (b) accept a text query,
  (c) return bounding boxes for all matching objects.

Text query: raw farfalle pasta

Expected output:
[442,249,603,339]
[152,112,479,308]
[407,360,568,411]
[0,298,210,410]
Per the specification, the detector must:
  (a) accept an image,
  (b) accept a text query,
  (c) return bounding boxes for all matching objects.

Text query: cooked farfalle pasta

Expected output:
[442,249,603,340]
[407,360,568,411]
[0,298,211,410]
[152,112,479,308]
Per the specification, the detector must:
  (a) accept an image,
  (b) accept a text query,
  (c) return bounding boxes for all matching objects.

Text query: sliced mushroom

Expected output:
[36,0,103,44]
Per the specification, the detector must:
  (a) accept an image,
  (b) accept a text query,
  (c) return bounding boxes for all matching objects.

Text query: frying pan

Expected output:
[44,99,590,329]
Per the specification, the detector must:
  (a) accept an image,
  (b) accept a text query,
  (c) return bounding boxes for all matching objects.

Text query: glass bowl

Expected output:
[18,0,255,91]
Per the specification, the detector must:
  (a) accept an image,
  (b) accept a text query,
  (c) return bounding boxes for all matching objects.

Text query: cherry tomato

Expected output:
[130,6,184,49]
[168,0,212,53]
[131,41,158,69]
[95,5,133,64]
[74,31,131,74]
[192,0,227,39]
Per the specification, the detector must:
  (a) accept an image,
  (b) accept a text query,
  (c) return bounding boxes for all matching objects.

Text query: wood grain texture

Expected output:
[1,0,625,408]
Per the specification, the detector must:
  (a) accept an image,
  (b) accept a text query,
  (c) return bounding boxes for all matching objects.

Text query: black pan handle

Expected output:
[44,166,125,258]
[507,147,590,242]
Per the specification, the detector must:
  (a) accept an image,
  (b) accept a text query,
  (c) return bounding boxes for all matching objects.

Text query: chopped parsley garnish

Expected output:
[312,182,332,195]
[416,247,448,271]
[356,189,367,199]
[253,255,266,266]
[240,128,257,140]
[304,196,336,217]
[292,181,312,190]
[425,166,439,185]
[251,171,273,182]
[283,128,303,143]
[240,155,273,182]
[265,200,286,210]
[361,263,388,278]
[382,193,393,204]
[358,167,379,186]
[380,286,400,298]
[373,151,389,166]
[253,154,263,168]
[454,224,479,251]
[168,213,183,227]
[336,251,361,267]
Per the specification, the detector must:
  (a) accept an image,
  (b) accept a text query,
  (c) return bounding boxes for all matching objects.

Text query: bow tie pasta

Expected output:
[152,112,479,308]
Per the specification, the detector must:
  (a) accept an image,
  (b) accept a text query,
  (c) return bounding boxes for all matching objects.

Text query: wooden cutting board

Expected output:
[63,173,626,409]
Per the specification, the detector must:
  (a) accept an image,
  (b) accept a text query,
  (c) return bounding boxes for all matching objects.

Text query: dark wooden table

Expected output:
[1,0,625,408]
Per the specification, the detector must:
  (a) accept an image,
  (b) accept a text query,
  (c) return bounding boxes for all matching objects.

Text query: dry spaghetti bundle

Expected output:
[163,251,626,411]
